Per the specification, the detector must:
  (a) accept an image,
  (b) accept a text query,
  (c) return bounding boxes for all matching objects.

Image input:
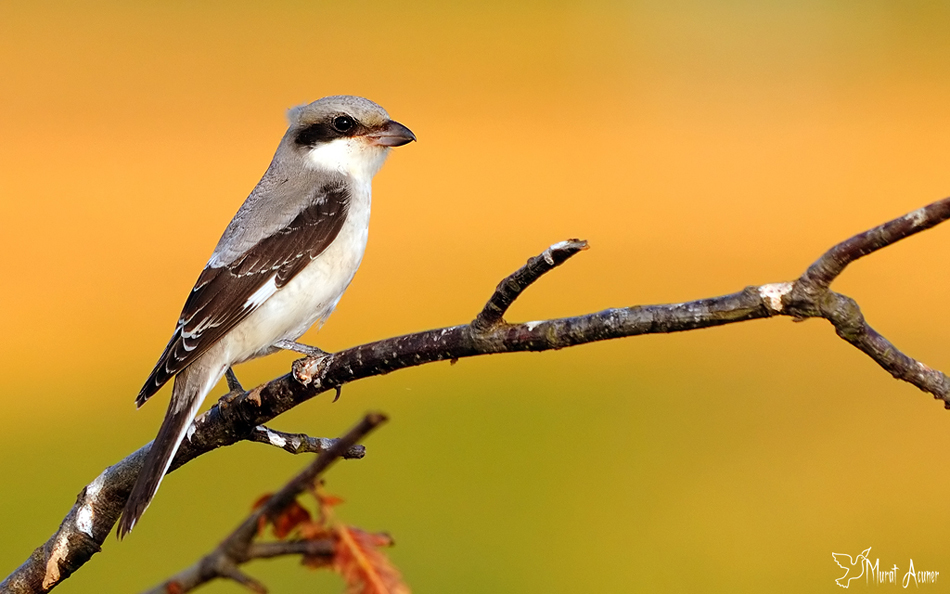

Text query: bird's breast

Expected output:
[221,181,373,364]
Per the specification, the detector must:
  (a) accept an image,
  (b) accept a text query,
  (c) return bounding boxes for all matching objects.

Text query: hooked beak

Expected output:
[366,120,416,147]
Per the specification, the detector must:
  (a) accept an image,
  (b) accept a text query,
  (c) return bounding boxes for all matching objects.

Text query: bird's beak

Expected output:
[366,120,416,147]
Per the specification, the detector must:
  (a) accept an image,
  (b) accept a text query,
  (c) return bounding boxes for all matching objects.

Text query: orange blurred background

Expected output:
[2,2,950,592]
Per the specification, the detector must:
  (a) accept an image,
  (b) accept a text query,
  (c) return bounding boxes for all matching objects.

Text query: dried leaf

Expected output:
[299,519,332,542]
[313,484,344,522]
[252,493,312,539]
[271,499,312,539]
[321,494,345,507]
[247,486,410,591]
[252,494,273,536]
[333,525,410,594]
[251,494,273,510]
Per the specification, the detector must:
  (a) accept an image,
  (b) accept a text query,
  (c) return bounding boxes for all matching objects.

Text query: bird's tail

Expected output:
[116,361,223,538]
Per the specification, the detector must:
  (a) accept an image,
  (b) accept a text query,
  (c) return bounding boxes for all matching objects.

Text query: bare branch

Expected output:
[5,198,950,593]
[215,562,266,594]
[472,238,589,332]
[249,426,366,458]
[246,539,334,560]
[794,198,950,294]
[784,197,950,401]
[140,413,386,594]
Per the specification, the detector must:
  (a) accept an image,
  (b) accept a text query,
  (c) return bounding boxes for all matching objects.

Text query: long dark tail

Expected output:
[116,363,219,538]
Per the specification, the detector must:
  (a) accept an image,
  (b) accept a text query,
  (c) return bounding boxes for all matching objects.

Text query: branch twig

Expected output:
[249,426,366,458]
[4,198,950,593]
[472,238,589,332]
[246,539,335,560]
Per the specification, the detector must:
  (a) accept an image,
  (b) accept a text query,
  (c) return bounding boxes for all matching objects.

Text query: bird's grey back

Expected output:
[207,140,345,268]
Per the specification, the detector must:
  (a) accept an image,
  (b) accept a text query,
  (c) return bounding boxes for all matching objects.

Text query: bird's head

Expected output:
[287,95,415,180]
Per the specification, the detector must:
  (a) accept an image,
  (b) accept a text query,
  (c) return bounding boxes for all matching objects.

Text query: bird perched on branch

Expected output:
[117,96,415,537]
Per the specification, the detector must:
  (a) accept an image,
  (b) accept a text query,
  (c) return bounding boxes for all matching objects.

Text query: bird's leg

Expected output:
[218,367,247,405]
[274,339,330,358]
[224,367,244,392]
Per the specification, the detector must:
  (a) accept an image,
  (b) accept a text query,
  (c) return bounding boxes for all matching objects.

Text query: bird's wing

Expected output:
[136,182,350,405]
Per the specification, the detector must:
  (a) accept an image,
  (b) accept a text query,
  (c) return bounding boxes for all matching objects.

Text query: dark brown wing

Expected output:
[136,183,350,406]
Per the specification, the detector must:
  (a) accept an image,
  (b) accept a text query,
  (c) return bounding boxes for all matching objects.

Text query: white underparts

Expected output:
[305,137,390,179]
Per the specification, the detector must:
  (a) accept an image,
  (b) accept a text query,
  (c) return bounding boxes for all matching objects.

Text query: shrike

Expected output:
[117,95,415,537]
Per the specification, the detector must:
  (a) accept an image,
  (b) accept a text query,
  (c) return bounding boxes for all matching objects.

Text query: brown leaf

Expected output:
[252,493,273,536]
[252,493,313,539]
[299,519,332,541]
[321,494,345,507]
[251,494,273,510]
[313,484,344,521]
[333,525,410,594]
[271,499,312,539]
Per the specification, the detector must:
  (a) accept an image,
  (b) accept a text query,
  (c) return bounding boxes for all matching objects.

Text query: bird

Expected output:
[116,95,415,538]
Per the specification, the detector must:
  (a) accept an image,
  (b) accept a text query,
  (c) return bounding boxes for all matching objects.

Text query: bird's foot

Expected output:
[274,339,330,358]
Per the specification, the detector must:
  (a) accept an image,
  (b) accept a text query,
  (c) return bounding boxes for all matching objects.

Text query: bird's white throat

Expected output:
[305,137,390,180]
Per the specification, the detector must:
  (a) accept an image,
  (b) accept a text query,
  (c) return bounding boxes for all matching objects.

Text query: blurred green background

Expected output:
[2,1,950,592]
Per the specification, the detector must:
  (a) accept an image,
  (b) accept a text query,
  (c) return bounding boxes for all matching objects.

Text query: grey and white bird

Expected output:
[117,95,415,537]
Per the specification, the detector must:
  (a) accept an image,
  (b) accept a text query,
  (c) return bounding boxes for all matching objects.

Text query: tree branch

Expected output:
[472,238,589,332]
[4,197,950,593]
[249,426,366,458]
[140,413,386,594]
[245,539,335,560]
[793,202,950,294]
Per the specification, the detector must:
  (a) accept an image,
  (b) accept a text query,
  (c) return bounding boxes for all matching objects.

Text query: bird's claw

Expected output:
[274,339,330,358]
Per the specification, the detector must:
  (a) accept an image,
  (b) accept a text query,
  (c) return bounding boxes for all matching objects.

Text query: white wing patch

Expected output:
[244,274,278,309]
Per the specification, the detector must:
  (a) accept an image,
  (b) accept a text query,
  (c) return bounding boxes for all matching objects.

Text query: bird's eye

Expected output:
[331,115,356,133]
